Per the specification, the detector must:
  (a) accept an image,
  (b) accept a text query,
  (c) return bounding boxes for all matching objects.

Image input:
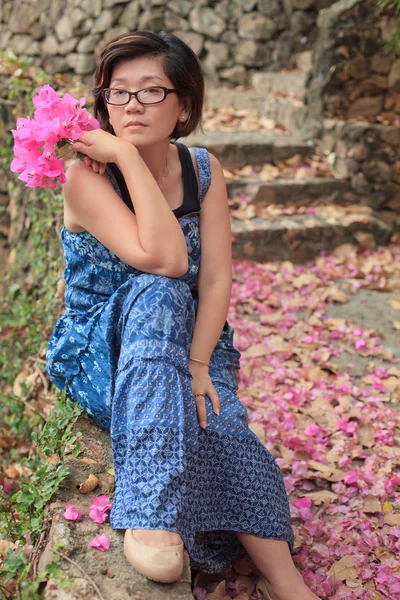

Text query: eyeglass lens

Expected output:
[106,87,165,104]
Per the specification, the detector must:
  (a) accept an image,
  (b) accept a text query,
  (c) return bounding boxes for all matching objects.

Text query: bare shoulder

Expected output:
[208,152,223,171]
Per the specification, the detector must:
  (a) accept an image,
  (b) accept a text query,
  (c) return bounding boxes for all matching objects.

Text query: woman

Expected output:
[46,31,320,600]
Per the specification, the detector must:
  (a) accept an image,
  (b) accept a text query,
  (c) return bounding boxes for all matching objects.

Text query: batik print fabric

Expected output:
[46,145,295,573]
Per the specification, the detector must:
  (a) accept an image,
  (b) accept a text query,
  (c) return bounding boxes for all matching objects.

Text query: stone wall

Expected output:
[303,0,400,137]
[300,0,400,225]
[321,120,400,226]
[1,0,337,87]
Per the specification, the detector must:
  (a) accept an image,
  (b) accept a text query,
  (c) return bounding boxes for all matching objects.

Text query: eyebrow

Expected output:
[110,75,164,85]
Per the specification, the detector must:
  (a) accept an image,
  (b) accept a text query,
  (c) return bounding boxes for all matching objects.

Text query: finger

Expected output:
[207,386,220,416]
[84,157,92,168]
[92,160,100,174]
[99,162,107,175]
[72,141,87,154]
[194,394,208,429]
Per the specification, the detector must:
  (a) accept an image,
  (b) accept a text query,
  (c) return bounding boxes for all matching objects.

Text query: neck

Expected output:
[135,139,172,186]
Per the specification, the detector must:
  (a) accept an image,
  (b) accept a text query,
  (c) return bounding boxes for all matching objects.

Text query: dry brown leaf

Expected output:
[322,287,349,303]
[249,423,265,443]
[327,555,358,581]
[383,513,400,526]
[207,580,227,599]
[390,298,400,311]
[362,495,381,514]
[382,376,399,393]
[303,490,338,505]
[78,473,99,494]
[5,465,20,479]
[46,454,60,466]
[243,344,268,358]
[319,469,346,482]
[375,546,395,562]
[13,370,39,398]
[0,540,17,556]
[278,445,293,462]
[357,423,375,448]
[308,460,336,473]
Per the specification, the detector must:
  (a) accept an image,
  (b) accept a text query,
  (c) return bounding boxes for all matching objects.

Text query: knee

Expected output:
[143,275,193,310]
[121,274,194,341]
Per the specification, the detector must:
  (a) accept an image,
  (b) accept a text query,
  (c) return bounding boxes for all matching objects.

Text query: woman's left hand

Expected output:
[83,156,107,175]
[189,362,220,429]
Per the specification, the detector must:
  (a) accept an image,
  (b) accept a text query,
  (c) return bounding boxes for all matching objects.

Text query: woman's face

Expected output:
[106,56,189,146]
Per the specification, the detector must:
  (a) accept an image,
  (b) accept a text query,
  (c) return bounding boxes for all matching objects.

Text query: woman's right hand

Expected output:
[72,129,134,166]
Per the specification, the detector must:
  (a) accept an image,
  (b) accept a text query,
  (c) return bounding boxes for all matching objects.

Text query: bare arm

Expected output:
[65,130,188,277]
[189,152,233,363]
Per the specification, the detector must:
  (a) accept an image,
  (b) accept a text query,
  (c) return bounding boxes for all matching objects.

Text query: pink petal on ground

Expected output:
[89,533,110,552]
[304,424,321,437]
[91,495,112,512]
[64,504,83,522]
[344,471,358,485]
[2,481,12,494]
[89,505,108,524]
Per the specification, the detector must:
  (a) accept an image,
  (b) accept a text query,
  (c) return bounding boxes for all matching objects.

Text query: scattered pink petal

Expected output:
[2,481,12,494]
[89,533,110,552]
[91,495,112,512]
[89,505,108,524]
[64,504,83,522]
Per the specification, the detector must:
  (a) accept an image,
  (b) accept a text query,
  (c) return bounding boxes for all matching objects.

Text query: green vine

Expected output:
[0,54,86,598]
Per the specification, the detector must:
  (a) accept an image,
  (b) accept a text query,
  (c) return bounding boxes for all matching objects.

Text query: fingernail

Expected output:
[214,409,220,416]
[200,421,207,429]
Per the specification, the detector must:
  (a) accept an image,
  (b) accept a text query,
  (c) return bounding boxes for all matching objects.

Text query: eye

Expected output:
[109,89,128,99]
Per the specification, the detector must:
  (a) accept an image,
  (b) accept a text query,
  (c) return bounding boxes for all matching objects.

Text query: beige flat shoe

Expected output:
[255,577,273,600]
[123,529,184,583]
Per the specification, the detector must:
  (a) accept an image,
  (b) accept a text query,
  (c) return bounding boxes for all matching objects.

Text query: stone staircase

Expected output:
[186,71,396,264]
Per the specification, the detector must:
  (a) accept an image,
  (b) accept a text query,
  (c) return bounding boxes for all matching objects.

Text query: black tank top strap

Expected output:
[105,142,200,219]
[171,142,200,217]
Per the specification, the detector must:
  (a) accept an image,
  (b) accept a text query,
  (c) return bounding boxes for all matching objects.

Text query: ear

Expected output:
[180,97,191,121]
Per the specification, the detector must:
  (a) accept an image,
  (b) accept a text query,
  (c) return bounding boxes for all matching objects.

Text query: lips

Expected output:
[125,121,146,127]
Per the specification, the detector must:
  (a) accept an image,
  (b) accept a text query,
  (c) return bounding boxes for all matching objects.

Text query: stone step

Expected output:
[205,89,305,132]
[227,177,350,206]
[40,415,194,600]
[186,130,314,166]
[250,71,308,98]
[231,207,394,264]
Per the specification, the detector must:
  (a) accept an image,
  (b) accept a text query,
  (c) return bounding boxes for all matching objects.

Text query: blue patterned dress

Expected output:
[46,142,294,573]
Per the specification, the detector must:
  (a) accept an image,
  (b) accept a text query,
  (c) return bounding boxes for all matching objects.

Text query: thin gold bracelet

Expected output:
[189,357,210,367]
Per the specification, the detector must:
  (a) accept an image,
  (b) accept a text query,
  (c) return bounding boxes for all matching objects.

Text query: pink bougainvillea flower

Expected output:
[89,533,110,552]
[89,495,112,523]
[89,505,108,524]
[10,84,99,189]
[64,504,83,522]
[91,495,112,512]
[2,481,12,494]
[304,424,321,437]
[344,471,358,485]
[293,497,313,521]
[355,338,367,350]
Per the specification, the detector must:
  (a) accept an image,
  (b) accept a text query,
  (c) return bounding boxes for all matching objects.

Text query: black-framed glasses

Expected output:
[102,86,178,106]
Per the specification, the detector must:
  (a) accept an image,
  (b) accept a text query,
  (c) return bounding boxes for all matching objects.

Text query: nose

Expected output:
[125,94,144,111]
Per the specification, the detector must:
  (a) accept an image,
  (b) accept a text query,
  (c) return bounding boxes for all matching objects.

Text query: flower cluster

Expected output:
[10,84,99,189]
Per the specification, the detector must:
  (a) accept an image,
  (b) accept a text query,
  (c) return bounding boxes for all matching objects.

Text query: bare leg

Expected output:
[235,533,320,600]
